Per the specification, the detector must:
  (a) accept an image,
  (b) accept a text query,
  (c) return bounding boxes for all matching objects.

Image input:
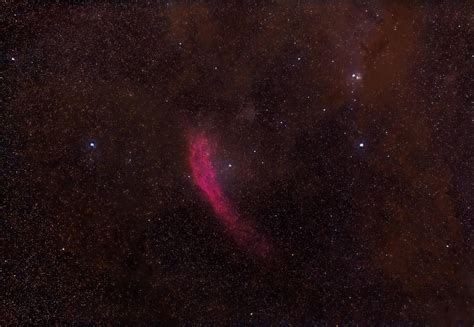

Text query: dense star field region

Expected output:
[2,1,473,325]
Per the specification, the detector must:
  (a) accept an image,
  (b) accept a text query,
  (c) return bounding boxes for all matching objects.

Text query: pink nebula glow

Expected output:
[188,133,271,257]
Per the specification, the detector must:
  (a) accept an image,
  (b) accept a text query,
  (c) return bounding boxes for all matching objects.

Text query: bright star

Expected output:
[352,73,362,80]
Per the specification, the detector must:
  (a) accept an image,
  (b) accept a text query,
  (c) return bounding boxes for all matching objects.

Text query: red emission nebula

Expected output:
[188,133,271,258]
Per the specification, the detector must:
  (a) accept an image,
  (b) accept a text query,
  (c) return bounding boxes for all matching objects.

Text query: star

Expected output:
[352,73,363,80]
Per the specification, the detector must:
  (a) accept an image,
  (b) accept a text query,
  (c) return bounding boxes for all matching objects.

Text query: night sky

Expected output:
[3,1,473,325]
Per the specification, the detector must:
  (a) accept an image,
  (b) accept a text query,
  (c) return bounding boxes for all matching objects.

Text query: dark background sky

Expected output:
[3,1,473,325]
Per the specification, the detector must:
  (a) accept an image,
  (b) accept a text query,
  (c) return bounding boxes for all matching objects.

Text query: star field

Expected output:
[2,1,473,325]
